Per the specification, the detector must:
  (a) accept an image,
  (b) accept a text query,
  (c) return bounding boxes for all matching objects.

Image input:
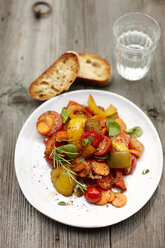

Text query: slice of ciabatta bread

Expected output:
[29,52,80,101]
[77,53,112,85]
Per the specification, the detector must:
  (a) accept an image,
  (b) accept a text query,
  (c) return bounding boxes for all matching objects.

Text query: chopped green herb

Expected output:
[78,156,85,162]
[126,126,143,138]
[61,107,69,123]
[120,189,125,193]
[58,201,67,206]
[74,186,84,197]
[82,136,92,147]
[75,186,82,194]
[88,170,95,179]
[142,169,149,175]
[106,119,121,136]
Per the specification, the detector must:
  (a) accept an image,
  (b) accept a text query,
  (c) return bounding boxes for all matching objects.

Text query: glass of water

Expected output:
[113,13,161,81]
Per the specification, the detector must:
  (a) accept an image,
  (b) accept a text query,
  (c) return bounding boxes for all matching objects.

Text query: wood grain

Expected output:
[0,0,164,247]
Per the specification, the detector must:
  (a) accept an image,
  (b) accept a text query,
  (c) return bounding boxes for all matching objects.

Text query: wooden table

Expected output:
[0,0,164,247]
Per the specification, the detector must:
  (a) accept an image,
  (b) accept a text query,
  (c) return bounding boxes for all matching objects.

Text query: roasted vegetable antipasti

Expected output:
[36,95,144,208]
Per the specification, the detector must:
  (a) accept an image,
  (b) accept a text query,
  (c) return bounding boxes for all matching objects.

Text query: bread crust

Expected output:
[29,52,80,101]
[77,53,112,86]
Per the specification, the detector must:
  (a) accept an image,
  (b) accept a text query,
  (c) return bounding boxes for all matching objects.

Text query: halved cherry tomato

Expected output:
[124,154,137,175]
[96,175,113,190]
[84,186,102,203]
[37,111,63,137]
[45,154,54,165]
[129,149,142,158]
[81,130,102,148]
[113,169,127,191]
[129,136,144,153]
[115,131,130,147]
[94,136,111,156]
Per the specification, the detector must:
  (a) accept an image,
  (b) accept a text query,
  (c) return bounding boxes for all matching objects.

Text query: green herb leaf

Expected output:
[58,144,78,159]
[106,119,121,136]
[74,186,84,197]
[58,201,67,206]
[120,189,125,193]
[142,169,149,175]
[61,108,69,123]
[78,156,85,162]
[126,126,143,138]
[82,136,92,147]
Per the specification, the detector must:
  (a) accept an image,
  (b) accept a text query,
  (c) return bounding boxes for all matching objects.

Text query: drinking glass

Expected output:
[112,13,161,81]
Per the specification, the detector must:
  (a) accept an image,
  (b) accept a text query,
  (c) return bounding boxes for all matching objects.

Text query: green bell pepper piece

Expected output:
[107,151,131,168]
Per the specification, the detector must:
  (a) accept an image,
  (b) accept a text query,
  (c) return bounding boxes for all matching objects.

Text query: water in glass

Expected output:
[116,30,153,81]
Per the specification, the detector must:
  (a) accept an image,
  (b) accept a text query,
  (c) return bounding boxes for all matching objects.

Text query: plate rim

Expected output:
[14,89,163,228]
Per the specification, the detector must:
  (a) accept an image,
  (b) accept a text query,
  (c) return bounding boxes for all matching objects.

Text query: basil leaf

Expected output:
[106,119,121,136]
[58,144,78,158]
[58,201,67,206]
[61,107,69,123]
[126,126,143,138]
[142,169,149,175]
[82,136,92,147]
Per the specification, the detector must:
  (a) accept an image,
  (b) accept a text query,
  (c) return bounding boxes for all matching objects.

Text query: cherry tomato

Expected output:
[37,111,63,137]
[94,136,111,156]
[116,131,130,147]
[96,175,113,190]
[81,130,102,148]
[124,154,137,175]
[84,186,102,203]
[45,154,54,165]
[113,169,127,191]
[129,136,144,153]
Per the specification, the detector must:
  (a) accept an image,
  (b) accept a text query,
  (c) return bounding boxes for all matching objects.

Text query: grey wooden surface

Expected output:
[0,0,164,247]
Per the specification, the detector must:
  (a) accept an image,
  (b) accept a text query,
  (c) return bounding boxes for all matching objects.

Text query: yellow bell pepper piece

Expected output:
[111,140,129,152]
[88,95,117,117]
[67,116,87,151]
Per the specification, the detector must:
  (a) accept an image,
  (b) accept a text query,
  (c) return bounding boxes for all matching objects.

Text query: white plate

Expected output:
[15,90,163,228]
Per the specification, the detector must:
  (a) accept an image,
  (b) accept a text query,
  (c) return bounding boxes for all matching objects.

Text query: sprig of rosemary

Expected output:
[48,133,86,192]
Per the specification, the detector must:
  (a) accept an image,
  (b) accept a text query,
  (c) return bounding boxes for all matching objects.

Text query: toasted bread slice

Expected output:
[77,53,112,85]
[29,52,80,101]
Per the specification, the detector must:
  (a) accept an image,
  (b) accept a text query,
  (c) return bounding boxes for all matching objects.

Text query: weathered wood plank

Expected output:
[0,0,164,248]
